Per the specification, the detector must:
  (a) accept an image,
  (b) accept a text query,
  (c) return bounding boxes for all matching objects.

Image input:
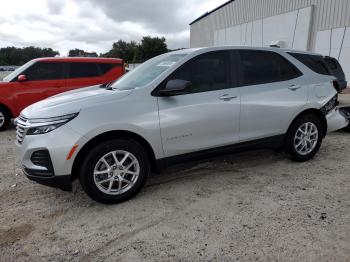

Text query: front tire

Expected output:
[79,139,150,204]
[0,106,10,131]
[285,114,323,162]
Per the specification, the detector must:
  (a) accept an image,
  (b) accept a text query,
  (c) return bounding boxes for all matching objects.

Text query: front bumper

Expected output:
[23,168,72,191]
[326,107,350,133]
[16,124,88,191]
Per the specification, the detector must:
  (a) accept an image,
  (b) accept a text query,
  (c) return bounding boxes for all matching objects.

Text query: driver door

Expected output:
[156,51,241,157]
[13,61,65,113]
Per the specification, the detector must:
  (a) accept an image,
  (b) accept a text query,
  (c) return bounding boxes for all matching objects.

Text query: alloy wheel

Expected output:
[0,111,4,128]
[93,150,140,195]
[294,122,319,155]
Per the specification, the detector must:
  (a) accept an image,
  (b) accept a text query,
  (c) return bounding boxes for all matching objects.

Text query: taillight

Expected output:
[332,80,340,91]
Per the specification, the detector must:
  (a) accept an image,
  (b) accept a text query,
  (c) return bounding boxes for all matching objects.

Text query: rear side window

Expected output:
[169,51,231,93]
[24,62,64,81]
[239,50,302,86]
[288,53,331,75]
[68,62,100,78]
[98,63,122,74]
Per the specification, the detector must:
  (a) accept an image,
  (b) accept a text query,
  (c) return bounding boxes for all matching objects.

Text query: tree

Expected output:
[101,40,138,63]
[136,36,168,62]
[101,36,168,63]
[0,46,59,66]
[68,49,97,57]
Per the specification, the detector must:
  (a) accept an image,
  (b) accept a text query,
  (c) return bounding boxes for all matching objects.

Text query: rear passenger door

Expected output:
[238,50,307,142]
[65,62,105,91]
[157,51,241,157]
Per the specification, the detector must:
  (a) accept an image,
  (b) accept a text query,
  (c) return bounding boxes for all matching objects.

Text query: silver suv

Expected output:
[16,47,349,203]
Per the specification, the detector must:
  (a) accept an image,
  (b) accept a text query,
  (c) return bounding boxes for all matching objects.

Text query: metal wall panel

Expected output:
[190,0,350,50]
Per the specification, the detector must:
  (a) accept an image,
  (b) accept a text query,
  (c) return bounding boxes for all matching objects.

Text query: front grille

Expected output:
[15,116,29,144]
[30,150,54,173]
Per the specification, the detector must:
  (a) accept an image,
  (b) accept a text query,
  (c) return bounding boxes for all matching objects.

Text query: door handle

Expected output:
[219,94,238,101]
[288,84,301,91]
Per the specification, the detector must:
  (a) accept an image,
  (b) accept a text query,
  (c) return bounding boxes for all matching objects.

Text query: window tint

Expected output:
[288,53,331,75]
[98,63,113,74]
[239,50,302,86]
[325,58,337,70]
[324,56,345,81]
[169,51,231,93]
[23,62,64,81]
[68,62,100,78]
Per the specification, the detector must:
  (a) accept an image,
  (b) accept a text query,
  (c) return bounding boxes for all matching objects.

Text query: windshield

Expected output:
[112,53,188,90]
[2,60,35,82]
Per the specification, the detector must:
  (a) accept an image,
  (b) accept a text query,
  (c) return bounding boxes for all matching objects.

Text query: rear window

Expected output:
[68,62,100,78]
[98,63,122,74]
[288,53,331,75]
[325,58,338,70]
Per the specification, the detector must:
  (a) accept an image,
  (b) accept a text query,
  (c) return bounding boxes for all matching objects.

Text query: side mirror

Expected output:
[18,74,27,82]
[159,79,191,96]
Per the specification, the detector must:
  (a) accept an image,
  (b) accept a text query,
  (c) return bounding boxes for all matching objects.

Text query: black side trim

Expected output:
[156,135,284,171]
[23,168,72,191]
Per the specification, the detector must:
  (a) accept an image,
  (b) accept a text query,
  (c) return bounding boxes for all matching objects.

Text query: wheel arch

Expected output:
[71,130,157,181]
[286,108,327,139]
[0,102,14,118]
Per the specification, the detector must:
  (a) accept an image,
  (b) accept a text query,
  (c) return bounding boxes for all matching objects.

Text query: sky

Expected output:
[0,0,227,56]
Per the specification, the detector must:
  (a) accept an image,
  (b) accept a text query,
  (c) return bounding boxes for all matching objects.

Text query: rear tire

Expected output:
[0,106,10,131]
[285,114,323,162]
[79,139,150,204]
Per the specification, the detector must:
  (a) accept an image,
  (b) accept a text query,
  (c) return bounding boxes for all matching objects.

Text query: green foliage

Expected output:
[101,36,168,63]
[68,49,97,57]
[0,36,169,66]
[102,40,138,62]
[136,36,168,62]
[0,46,59,66]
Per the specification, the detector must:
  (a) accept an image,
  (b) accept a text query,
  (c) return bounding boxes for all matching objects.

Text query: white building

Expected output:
[190,0,350,81]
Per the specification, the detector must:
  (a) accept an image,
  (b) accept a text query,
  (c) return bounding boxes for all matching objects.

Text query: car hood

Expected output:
[50,84,102,97]
[21,87,133,119]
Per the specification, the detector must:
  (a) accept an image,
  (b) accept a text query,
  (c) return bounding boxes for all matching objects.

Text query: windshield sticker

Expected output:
[157,61,177,67]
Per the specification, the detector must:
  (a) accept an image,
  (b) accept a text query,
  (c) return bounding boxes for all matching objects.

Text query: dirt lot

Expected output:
[0,126,350,261]
[1,99,350,262]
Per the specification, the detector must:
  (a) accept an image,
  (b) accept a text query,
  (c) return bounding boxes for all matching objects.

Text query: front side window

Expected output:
[239,50,302,86]
[68,62,100,78]
[4,60,35,82]
[168,51,231,93]
[23,62,64,81]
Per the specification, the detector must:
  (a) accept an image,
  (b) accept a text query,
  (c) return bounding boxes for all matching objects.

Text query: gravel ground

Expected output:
[0,97,350,262]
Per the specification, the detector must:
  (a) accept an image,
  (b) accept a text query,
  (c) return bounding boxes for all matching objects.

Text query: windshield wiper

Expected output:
[100,81,113,89]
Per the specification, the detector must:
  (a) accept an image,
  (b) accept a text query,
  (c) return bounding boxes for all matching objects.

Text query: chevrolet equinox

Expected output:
[16,47,349,203]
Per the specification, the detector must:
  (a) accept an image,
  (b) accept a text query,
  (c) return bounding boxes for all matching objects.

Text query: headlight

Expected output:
[26,113,79,135]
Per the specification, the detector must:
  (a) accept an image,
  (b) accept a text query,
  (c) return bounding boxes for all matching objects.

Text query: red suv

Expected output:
[0,57,124,130]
